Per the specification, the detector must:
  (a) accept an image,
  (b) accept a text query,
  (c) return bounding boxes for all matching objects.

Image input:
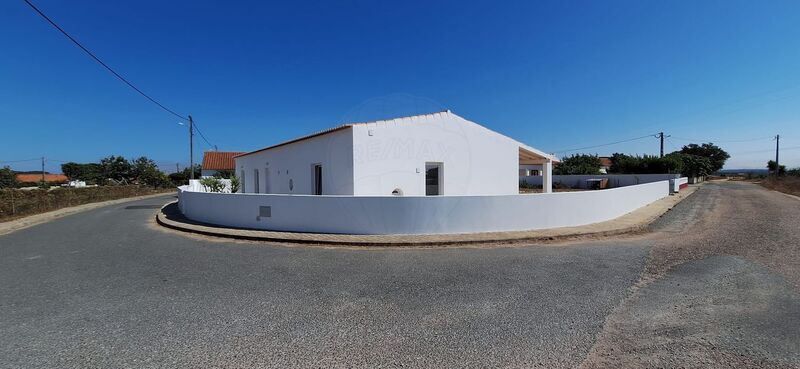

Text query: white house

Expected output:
[234,110,557,196]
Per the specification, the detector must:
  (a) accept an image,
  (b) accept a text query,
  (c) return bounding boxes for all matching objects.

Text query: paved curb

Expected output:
[0,192,174,236]
[156,185,701,246]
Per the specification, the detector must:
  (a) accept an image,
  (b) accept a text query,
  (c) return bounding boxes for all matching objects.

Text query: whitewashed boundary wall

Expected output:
[520,174,680,189]
[177,181,670,235]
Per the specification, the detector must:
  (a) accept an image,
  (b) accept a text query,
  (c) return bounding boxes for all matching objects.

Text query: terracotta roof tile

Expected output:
[16,174,68,183]
[202,151,244,171]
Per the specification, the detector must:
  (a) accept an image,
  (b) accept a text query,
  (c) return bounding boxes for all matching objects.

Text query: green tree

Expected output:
[0,166,17,188]
[61,162,103,184]
[767,160,786,176]
[129,156,172,188]
[679,143,730,173]
[669,153,712,177]
[553,154,602,175]
[100,156,132,183]
[230,173,241,193]
[609,153,682,174]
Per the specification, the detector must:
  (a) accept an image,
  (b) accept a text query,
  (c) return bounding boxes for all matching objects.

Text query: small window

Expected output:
[392,188,403,196]
[240,170,246,193]
[253,169,260,194]
[313,164,322,195]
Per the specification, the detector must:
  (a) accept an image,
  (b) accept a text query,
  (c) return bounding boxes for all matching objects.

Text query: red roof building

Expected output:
[201,151,243,176]
[16,173,68,184]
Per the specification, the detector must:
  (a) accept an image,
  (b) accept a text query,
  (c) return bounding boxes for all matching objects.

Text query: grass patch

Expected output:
[759,177,800,197]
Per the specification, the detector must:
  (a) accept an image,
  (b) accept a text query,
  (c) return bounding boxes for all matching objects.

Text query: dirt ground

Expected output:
[580,181,800,368]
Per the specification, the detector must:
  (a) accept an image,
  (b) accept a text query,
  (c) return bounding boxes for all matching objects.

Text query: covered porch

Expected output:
[519,145,557,193]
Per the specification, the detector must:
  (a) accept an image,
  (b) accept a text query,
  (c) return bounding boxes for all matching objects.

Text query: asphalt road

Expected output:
[0,181,798,368]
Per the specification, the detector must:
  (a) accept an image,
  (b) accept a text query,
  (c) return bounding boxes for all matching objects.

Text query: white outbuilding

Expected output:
[234,110,557,197]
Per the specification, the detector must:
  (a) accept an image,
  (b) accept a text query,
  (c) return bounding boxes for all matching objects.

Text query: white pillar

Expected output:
[542,160,553,193]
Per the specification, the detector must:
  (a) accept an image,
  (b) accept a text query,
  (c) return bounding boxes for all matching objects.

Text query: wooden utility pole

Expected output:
[775,134,780,177]
[176,163,180,174]
[188,115,194,180]
[41,157,45,183]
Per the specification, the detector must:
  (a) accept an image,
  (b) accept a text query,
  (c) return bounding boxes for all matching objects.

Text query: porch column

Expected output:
[542,159,553,193]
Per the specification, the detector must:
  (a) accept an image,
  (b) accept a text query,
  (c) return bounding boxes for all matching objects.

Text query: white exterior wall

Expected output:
[521,173,680,189]
[350,113,519,196]
[234,128,355,195]
[178,180,669,235]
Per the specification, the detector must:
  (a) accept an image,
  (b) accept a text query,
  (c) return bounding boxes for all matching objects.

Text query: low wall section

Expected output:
[177,180,670,235]
[520,174,680,189]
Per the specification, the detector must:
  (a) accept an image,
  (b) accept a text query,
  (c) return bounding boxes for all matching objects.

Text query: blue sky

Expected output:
[1,0,799,173]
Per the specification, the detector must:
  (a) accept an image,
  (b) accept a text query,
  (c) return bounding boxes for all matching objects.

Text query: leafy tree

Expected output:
[609,153,682,174]
[553,154,602,175]
[679,143,729,173]
[199,176,225,193]
[230,173,241,193]
[168,164,201,186]
[130,156,169,187]
[61,162,104,183]
[0,166,17,188]
[100,156,132,183]
[767,160,786,176]
[669,153,712,177]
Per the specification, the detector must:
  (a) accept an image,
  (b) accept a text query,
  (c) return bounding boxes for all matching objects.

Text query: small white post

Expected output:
[542,160,553,193]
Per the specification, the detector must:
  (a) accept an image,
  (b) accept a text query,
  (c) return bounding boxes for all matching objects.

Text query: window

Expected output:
[425,162,443,196]
[313,164,322,195]
[240,170,246,193]
[253,169,260,194]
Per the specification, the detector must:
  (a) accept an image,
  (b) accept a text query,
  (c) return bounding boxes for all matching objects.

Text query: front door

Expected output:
[425,162,442,196]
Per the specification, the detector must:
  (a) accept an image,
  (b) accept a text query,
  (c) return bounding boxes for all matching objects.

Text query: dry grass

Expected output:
[0,186,172,222]
[758,177,800,197]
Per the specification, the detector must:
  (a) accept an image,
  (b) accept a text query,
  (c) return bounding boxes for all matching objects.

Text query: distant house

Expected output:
[599,157,613,174]
[201,151,244,177]
[16,173,68,185]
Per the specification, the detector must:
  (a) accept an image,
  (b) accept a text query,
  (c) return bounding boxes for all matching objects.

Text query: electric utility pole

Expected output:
[176,163,180,174]
[658,132,670,158]
[188,115,194,180]
[41,157,45,183]
[775,134,780,177]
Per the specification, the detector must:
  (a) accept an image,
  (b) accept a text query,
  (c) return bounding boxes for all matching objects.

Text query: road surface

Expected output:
[0,181,798,368]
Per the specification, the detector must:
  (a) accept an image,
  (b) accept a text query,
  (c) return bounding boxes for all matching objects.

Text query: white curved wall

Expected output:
[177,180,669,235]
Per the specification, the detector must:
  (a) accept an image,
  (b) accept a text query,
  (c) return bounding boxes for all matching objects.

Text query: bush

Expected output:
[0,166,16,189]
[554,154,602,175]
[0,186,171,221]
[199,177,225,193]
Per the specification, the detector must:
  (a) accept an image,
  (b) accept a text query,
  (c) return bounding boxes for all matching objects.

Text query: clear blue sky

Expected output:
[2,0,799,173]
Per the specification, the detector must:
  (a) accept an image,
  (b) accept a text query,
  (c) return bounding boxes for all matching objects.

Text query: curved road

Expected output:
[0,181,798,368]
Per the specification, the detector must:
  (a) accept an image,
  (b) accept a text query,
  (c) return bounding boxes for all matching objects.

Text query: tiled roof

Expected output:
[202,151,244,171]
[234,111,453,159]
[16,174,68,183]
[599,157,613,167]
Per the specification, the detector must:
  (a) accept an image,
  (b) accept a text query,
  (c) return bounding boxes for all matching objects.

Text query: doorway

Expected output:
[425,162,442,196]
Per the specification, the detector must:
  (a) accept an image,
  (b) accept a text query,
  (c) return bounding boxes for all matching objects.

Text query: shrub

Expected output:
[199,177,225,193]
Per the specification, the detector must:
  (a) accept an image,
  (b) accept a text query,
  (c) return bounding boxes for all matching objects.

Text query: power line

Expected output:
[670,136,775,143]
[22,0,188,121]
[191,120,214,148]
[553,133,658,154]
[0,158,41,164]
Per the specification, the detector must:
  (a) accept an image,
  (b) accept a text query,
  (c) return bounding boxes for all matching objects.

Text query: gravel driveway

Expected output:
[0,181,798,368]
